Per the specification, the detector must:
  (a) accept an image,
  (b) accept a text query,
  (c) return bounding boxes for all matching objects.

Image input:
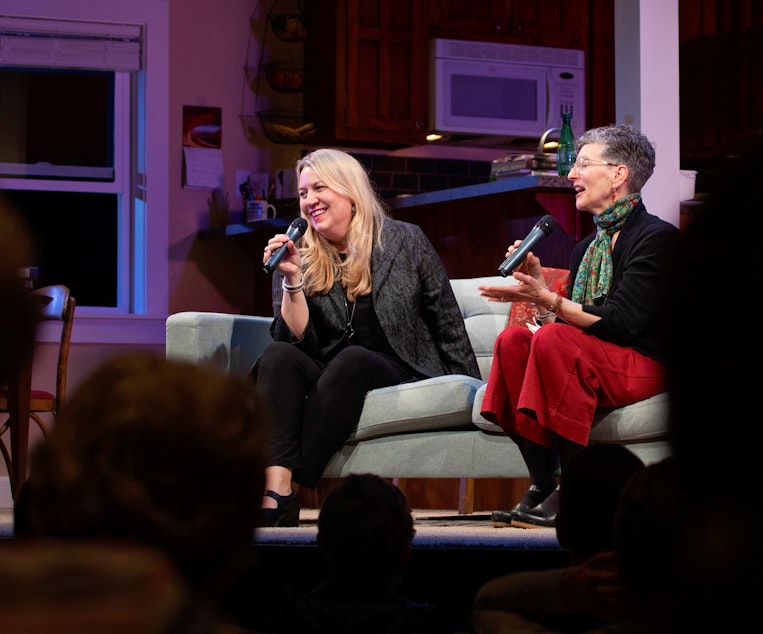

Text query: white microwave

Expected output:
[430,38,586,141]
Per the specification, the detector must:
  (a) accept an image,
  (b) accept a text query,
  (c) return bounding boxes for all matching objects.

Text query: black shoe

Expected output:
[491,484,555,528]
[257,490,300,527]
[511,487,560,529]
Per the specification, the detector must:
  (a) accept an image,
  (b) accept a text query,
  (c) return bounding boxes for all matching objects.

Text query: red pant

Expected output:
[480,323,666,447]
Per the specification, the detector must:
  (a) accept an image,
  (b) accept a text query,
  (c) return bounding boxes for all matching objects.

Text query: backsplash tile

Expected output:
[351,152,490,200]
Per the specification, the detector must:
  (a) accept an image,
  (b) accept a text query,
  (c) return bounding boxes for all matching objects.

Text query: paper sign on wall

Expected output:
[183,146,223,189]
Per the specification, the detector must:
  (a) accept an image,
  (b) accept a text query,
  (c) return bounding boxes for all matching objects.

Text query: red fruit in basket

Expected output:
[271,72,285,89]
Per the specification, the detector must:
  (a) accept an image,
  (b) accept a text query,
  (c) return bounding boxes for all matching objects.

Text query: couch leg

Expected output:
[458,477,475,515]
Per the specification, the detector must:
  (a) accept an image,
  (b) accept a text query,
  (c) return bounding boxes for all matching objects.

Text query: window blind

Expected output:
[0,16,142,71]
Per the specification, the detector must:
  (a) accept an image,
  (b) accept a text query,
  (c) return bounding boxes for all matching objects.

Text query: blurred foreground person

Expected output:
[473,444,644,633]
[0,195,37,385]
[662,142,763,632]
[15,352,272,633]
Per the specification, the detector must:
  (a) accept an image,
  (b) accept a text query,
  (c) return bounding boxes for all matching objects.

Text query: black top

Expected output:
[569,201,680,363]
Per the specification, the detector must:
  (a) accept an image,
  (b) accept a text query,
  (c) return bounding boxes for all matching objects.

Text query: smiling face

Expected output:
[568,143,627,216]
[298,165,354,248]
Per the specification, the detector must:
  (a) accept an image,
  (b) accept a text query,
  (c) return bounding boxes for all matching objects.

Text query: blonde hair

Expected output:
[295,149,387,300]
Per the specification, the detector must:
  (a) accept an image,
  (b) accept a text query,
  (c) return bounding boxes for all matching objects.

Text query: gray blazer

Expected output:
[271,218,480,379]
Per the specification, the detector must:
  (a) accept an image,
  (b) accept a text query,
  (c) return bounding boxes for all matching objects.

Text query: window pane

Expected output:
[2,189,118,307]
[0,69,114,180]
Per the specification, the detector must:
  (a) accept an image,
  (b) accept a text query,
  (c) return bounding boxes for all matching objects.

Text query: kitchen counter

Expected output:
[196,174,573,240]
[194,173,586,315]
[389,173,574,211]
[387,173,588,278]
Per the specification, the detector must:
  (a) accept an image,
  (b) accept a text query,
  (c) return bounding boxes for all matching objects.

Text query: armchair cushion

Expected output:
[350,374,484,442]
[472,384,669,440]
[348,276,509,441]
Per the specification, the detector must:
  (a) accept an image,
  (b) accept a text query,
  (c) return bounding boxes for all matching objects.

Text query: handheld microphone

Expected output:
[263,217,308,274]
[498,215,557,277]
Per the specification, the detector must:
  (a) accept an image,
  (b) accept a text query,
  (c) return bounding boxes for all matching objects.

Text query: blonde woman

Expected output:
[252,149,480,527]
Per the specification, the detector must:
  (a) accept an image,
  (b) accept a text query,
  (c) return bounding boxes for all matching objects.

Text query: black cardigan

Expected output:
[270,218,481,380]
[568,201,680,362]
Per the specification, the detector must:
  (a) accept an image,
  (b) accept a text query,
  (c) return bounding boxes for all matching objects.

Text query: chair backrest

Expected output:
[31,285,76,407]
[450,276,512,381]
[450,269,570,381]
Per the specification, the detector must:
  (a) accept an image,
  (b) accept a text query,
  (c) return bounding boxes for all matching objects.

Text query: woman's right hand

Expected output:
[263,232,302,279]
[504,241,544,281]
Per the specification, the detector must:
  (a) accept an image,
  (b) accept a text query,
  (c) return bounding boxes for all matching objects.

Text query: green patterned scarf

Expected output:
[571,193,640,305]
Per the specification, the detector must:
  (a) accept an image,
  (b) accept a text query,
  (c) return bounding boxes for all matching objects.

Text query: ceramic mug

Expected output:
[246,200,277,223]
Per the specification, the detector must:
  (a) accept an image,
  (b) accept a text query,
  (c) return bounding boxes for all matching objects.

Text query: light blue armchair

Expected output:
[166,275,671,513]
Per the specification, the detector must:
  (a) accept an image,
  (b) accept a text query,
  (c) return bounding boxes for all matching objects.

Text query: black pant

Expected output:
[250,342,414,488]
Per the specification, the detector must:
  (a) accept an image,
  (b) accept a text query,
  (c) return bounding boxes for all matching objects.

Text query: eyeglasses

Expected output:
[569,158,620,172]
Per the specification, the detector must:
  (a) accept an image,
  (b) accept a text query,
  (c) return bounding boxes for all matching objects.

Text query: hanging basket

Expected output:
[260,62,304,92]
[266,13,307,41]
[257,109,316,144]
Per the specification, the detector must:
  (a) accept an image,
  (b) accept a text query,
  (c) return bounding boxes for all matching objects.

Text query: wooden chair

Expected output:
[0,285,76,492]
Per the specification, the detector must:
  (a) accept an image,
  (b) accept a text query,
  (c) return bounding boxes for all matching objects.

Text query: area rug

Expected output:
[1,508,561,550]
[256,509,561,550]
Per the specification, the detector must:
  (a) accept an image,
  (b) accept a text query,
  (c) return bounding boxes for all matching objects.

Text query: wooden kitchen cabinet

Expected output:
[304,0,597,149]
[304,0,431,147]
[432,0,589,50]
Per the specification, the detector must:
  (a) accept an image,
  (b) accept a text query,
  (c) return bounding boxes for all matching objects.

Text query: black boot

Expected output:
[491,483,555,527]
[491,437,557,528]
[511,486,560,529]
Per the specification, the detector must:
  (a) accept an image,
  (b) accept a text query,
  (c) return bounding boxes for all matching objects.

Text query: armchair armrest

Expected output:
[166,311,273,375]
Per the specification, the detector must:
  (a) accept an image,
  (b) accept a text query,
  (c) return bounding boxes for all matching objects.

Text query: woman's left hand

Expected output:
[479,270,547,303]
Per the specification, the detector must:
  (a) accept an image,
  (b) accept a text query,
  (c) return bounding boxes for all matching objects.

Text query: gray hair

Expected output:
[575,124,656,192]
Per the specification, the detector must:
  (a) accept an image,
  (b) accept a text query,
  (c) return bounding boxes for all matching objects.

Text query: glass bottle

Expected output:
[556,108,576,177]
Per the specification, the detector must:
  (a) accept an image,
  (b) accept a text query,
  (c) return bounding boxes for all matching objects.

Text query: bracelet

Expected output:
[282,278,304,293]
[530,288,552,309]
[536,311,555,320]
[548,293,563,314]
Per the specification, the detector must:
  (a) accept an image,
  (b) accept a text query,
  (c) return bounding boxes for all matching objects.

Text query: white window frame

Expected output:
[0,1,168,346]
[0,72,132,316]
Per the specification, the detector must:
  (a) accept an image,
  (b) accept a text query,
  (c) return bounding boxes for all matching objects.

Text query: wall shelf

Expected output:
[198,213,296,241]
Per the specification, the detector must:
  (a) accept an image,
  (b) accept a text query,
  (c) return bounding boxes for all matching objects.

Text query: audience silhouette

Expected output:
[14,351,272,633]
[0,196,37,386]
[611,456,680,633]
[660,142,763,632]
[472,444,644,633]
[275,473,471,633]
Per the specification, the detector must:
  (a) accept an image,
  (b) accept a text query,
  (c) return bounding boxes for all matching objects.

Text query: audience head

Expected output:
[612,456,681,632]
[0,195,38,384]
[17,351,270,598]
[316,473,414,593]
[0,539,213,634]
[556,443,644,562]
